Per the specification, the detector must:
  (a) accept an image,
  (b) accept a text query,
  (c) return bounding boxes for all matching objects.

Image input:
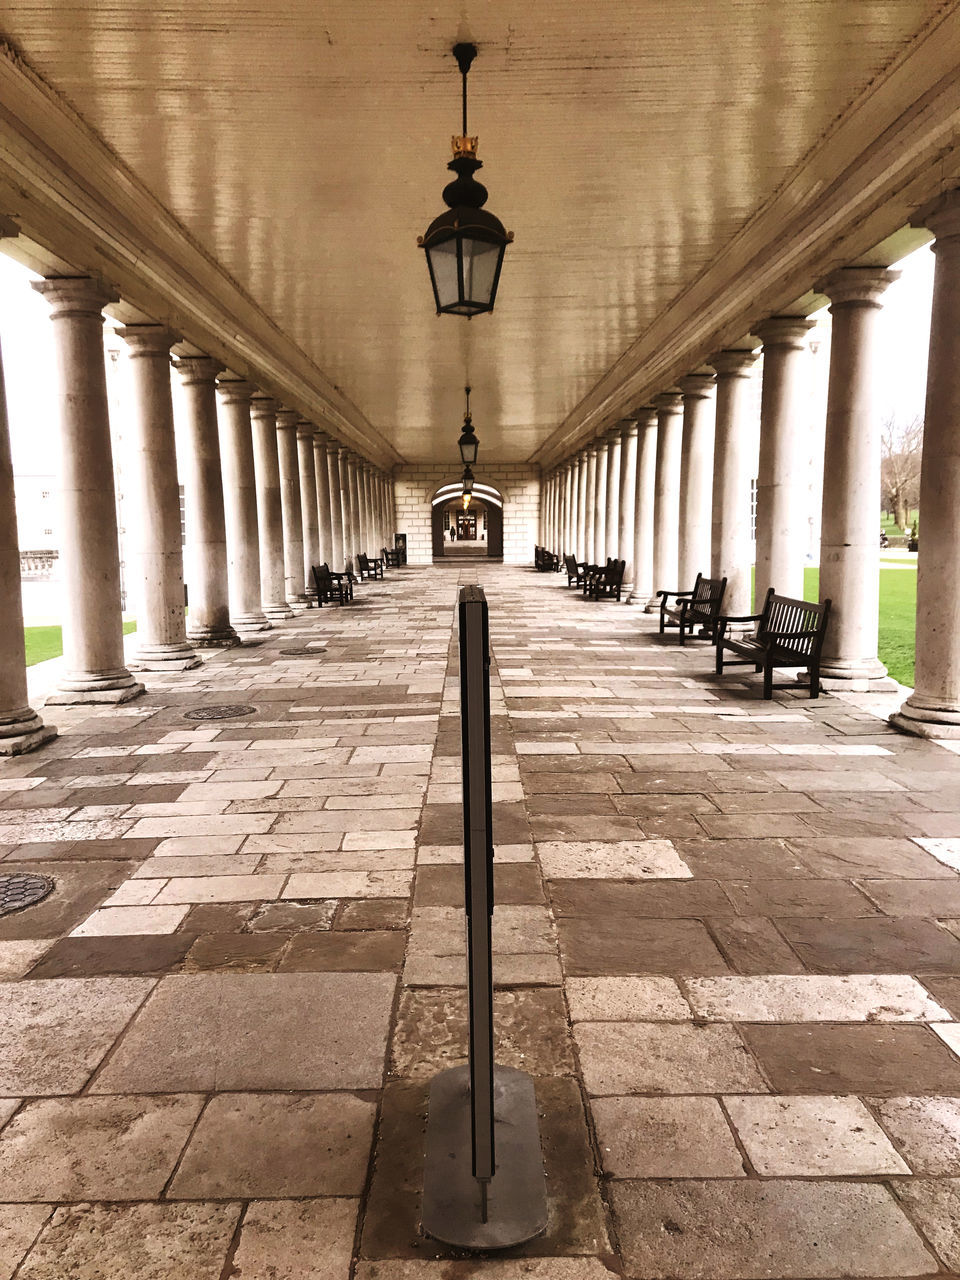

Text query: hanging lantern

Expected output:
[418,43,513,317]
[458,386,479,463]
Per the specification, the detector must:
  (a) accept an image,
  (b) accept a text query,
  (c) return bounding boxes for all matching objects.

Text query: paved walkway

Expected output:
[1,564,960,1278]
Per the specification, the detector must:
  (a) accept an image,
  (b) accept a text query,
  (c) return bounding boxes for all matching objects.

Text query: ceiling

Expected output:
[0,1,956,465]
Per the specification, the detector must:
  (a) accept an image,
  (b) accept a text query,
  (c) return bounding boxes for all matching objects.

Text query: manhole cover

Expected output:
[183,705,257,721]
[0,873,54,918]
[280,647,326,657]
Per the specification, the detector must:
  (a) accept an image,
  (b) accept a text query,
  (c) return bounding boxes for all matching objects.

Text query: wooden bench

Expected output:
[563,554,587,588]
[535,545,561,572]
[587,558,625,601]
[715,587,832,699]
[311,563,353,606]
[381,545,401,569]
[657,573,728,644]
[357,552,383,581]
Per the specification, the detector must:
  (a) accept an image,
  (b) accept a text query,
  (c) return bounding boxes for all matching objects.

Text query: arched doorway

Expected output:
[431,482,504,559]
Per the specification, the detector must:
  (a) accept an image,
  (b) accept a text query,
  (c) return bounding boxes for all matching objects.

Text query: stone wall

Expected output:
[393,462,540,566]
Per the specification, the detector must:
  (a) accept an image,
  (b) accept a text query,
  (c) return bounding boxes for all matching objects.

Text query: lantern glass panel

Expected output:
[427,239,461,311]
[462,237,502,309]
[458,433,478,465]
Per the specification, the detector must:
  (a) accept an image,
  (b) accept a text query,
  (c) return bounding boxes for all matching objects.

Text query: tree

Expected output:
[881,414,923,532]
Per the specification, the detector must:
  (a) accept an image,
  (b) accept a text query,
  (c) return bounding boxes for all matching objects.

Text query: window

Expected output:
[41,490,50,499]
[43,528,52,536]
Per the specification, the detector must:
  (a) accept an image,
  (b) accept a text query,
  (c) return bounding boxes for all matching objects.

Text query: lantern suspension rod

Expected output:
[453,42,477,136]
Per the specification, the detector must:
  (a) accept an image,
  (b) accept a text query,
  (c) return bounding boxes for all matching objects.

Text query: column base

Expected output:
[0,708,58,756]
[643,594,660,614]
[286,594,311,612]
[263,601,295,621]
[46,672,145,705]
[814,657,898,693]
[230,614,273,637]
[890,694,960,739]
[187,625,242,649]
[129,642,202,672]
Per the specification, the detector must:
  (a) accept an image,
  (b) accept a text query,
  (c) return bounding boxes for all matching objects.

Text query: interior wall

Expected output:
[393,462,540,566]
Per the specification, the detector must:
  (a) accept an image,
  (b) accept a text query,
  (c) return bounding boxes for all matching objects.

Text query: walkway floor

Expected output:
[1,564,960,1279]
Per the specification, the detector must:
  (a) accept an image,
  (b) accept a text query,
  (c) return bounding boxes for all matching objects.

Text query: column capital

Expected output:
[628,405,659,429]
[818,266,900,309]
[710,349,759,377]
[250,394,279,418]
[312,428,331,446]
[32,275,118,317]
[755,316,816,350]
[119,324,179,358]
[653,390,684,412]
[678,372,716,399]
[174,355,223,386]
[913,187,960,240]
[216,377,255,405]
[275,408,300,431]
[595,436,609,453]
[295,420,315,440]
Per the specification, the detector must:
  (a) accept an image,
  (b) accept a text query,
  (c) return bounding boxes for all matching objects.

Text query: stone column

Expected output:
[275,408,308,607]
[326,442,345,571]
[632,407,658,607]
[710,350,759,617]
[576,449,589,561]
[348,453,363,572]
[604,430,622,560]
[338,447,355,571]
[569,456,581,560]
[754,317,815,604]
[677,371,717,588]
[312,431,333,567]
[618,419,639,599]
[217,378,271,636]
[297,422,321,594]
[175,357,239,644]
[649,390,684,606]
[121,325,200,670]
[33,277,143,703]
[0,333,56,752]
[250,395,293,620]
[594,439,609,562]
[360,461,374,553]
[583,447,598,563]
[893,191,960,734]
[816,269,899,689]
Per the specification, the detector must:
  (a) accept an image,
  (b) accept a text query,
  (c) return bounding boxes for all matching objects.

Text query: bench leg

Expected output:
[809,663,820,699]
[763,656,773,700]
[716,645,724,676]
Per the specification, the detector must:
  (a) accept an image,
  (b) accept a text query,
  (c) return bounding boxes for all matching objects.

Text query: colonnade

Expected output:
[538,187,960,739]
[0,272,397,754]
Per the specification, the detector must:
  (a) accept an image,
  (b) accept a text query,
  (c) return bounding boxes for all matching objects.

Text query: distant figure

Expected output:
[449,526,456,542]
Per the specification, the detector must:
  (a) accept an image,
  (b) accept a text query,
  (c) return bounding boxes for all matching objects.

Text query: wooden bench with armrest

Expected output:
[657,573,728,644]
[715,587,831,699]
[563,554,587,588]
[356,552,383,581]
[311,563,353,606]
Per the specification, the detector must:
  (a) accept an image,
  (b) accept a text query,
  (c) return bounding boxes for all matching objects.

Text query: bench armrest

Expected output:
[657,588,693,601]
[718,612,762,623]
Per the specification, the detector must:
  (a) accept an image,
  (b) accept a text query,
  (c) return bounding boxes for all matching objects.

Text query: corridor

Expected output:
[1,564,960,1278]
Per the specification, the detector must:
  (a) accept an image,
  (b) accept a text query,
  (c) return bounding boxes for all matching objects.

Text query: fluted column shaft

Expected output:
[275,409,308,605]
[755,317,816,604]
[250,395,293,621]
[594,441,609,563]
[338,448,355,571]
[0,331,56,752]
[605,431,621,561]
[175,358,239,644]
[33,277,143,702]
[677,372,717,589]
[618,420,638,598]
[122,326,201,668]
[650,391,684,604]
[297,422,321,594]
[893,191,960,735]
[710,351,759,617]
[348,454,363,573]
[632,408,658,608]
[817,269,899,689]
[312,431,333,567]
[218,379,271,635]
[575,450,589,561]
[326,444,345,570]
[583,448,598,563]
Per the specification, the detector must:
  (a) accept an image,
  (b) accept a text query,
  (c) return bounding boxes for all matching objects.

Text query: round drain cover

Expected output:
[0,873,54,918]
[280,647,326,657]
[183,705,257,721]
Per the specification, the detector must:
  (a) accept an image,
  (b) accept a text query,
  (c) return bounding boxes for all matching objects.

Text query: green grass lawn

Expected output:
[801,566,916,687]
[23,621,136,667]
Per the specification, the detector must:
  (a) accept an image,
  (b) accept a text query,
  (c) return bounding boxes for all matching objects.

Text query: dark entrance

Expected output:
[457,511,478,540]
[432,485,504,560]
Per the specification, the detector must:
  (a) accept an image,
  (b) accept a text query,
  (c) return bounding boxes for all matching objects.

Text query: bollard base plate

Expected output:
[422,1064,548,1250]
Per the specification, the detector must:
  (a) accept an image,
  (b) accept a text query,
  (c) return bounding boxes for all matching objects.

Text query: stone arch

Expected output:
[430,481,504,560]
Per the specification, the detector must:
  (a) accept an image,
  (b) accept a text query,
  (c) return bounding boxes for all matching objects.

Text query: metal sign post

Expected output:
[422,585,548,1250]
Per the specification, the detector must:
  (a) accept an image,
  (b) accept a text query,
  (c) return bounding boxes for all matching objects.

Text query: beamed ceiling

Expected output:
[0,1,958,467]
